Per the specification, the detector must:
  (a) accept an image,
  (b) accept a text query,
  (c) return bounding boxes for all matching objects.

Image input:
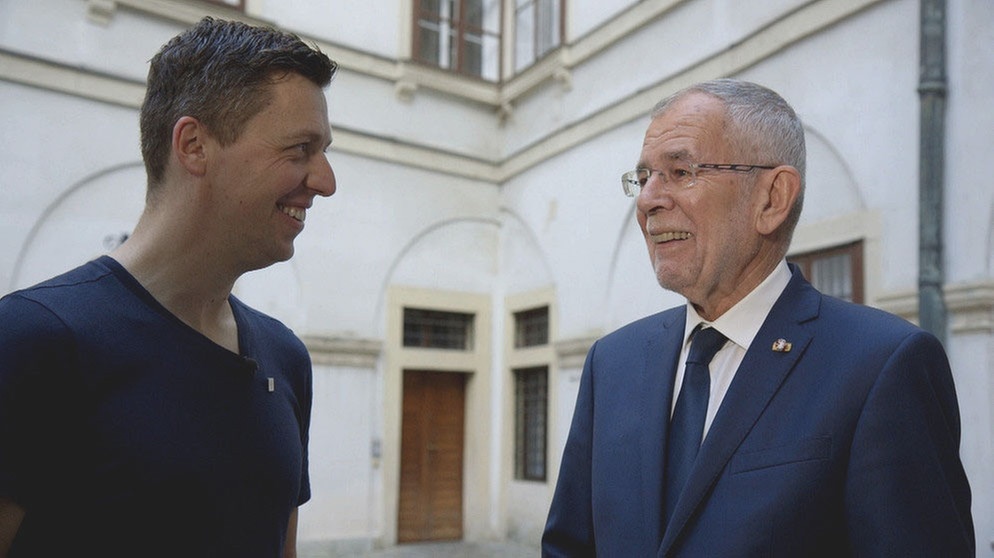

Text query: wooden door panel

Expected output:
[398,370,466,542]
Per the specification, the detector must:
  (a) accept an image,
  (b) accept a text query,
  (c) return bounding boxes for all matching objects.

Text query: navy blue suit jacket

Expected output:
[543,268,973,557]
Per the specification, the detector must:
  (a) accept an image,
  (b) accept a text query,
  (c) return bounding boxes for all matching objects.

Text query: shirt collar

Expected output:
[683,260,793,350]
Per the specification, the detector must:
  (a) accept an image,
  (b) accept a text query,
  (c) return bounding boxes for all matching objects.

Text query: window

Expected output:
[413,0,501,80]
[514,366,547,481]
[403,308,475,349]
[514,0,563,72]
[199,0,244,9]
[789,241,864,303]
[513,306,549,348]
[511,303,550,481]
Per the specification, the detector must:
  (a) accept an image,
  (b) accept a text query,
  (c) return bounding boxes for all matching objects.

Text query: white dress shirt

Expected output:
[670,260,793,441]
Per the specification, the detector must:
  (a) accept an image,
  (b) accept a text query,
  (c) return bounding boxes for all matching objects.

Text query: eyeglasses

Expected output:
[621,162,776,197]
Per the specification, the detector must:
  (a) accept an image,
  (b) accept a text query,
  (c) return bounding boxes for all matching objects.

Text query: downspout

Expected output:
[918,0,947,344]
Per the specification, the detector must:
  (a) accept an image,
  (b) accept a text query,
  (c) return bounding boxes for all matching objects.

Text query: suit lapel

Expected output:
[658,269,821,556]
[638,308,686,549]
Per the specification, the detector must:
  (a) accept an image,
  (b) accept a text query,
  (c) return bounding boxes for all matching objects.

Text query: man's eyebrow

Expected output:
[663,149,692,161]
[286,130,332,148]
[637,149,692,167]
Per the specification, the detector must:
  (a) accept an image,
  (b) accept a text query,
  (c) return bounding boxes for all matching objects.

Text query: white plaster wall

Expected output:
[500,121,641,340]
[739,0,921,293]
[299,364,380,543]
[256,0,401,59]
[0,81,141,291]
[0,0,181,82]
[504,0,811,157]
[289,150,500,339]
[569,0,637,39]
[328,70,502,160]
[945,0,994,282]
[0,0,991,553]
[11,163,145,289]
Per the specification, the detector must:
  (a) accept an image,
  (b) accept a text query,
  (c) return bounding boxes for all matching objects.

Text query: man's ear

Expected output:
[172,116,209,177]
[755,166,801,236]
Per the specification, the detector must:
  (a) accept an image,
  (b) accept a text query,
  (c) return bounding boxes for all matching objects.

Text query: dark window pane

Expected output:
[416,22,441,63]
[465,0,484,26]
[461,33,483,75]
[514,306,549,348]
[418,0,441,15]
[403,308,474,350]
[514,366,548,481]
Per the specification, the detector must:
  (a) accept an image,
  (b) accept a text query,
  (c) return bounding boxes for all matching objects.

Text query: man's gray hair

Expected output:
[652,79,806,236]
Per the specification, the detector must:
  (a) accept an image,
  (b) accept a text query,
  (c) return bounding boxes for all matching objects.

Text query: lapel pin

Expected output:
[771,338,792,353]
[267,377,276,393]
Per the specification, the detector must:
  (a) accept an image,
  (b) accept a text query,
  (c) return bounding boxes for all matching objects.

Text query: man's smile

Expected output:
[278,204,306,222]
[648,231,692,243]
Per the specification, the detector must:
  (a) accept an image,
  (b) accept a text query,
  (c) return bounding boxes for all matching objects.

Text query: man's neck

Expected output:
[110,218,241,353]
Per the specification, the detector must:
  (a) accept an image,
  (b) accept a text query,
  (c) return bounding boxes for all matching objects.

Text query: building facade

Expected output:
[1,0,992,554]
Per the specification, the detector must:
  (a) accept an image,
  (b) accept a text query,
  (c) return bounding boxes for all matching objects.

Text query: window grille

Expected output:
[514,366,547,481]
[403,308,475,350]
[513,306,549,348]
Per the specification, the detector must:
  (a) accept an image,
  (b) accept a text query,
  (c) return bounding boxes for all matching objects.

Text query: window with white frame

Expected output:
[514,0,562,72]
[413,0,502,80]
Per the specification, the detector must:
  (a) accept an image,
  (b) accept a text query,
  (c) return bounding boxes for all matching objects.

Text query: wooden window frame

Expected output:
[412,0,502,80]
[789,241,864,304]
[513,0,564,71]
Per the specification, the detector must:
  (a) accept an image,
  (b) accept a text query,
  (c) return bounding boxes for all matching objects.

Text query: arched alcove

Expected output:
[12,162,146,291]
[11,161,306,329]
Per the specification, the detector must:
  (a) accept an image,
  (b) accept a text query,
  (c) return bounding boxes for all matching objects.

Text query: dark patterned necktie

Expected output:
[664,326,728,524]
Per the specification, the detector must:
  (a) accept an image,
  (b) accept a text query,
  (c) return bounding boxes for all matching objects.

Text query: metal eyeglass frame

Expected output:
[621,163,776,197]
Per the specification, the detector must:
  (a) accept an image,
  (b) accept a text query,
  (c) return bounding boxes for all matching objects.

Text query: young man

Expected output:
[0,17,338,557]
[543,79,974,557]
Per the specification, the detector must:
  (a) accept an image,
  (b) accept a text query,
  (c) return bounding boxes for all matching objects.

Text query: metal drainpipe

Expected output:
[918,0,947,345]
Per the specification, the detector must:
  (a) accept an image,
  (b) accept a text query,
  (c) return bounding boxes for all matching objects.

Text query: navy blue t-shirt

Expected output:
[0,256,312,557]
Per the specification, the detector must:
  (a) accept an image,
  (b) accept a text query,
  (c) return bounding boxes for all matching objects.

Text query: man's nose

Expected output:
[308,153,336,197]
[637,172,676,212]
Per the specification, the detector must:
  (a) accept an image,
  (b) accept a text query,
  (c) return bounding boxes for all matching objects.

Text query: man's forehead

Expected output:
[642,95,727,156]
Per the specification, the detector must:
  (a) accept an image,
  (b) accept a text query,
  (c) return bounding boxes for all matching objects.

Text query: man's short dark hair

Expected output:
[139,17,338,188]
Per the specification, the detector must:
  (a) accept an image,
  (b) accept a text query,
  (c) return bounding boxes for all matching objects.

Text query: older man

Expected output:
[0,18,337,557]
[543,79,973,557]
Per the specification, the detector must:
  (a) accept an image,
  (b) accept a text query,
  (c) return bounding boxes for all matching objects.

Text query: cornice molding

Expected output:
[302,336,383,369]
[555,335,599,369]
[2,0,887,181]
[875,280,994,334]
[0,49,145,107]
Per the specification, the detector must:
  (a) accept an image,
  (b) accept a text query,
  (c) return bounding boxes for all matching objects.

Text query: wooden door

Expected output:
[397,370,466,542]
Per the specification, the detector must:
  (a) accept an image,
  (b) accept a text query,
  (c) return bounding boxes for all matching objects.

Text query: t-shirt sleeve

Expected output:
[0,294,76,506]
[295,348,313,507]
